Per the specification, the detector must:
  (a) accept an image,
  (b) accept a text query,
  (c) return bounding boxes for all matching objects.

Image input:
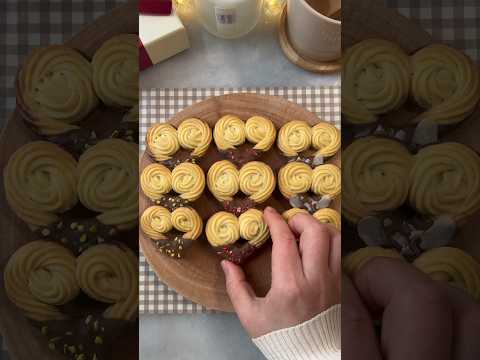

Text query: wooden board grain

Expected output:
[0,2,138,360]
[139,93,341,312]
[342,0,480,261]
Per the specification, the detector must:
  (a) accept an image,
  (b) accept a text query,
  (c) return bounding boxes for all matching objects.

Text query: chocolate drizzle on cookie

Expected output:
[153,232,194,259]
[214,242,257,265]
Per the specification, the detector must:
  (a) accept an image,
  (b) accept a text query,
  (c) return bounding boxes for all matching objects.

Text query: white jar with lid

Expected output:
[195,0,264,39]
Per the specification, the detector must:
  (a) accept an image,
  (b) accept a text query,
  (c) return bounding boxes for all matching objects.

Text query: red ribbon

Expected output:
[139,0,172,70]
[139,39,154,71]
[139,0,172,15]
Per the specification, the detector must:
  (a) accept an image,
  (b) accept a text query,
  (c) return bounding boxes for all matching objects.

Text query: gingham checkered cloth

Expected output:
[0,0,127,130]
[0,1,127,357]
[139,87,341,313]
[384,0,479,62]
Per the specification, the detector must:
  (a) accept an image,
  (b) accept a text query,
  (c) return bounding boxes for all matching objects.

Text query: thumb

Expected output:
[221,260,257,316]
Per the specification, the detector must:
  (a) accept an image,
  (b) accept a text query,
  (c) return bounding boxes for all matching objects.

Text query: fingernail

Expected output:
[264,206,275,214]
[221,260,229,275]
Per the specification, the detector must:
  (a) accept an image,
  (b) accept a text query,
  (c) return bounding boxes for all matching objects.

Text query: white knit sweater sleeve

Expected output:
[252,304,341,360]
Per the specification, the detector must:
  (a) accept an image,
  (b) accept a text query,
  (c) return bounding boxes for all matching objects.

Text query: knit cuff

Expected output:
[252,304,341,360]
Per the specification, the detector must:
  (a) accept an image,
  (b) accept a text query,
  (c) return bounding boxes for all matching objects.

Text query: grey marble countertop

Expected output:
[140,9,340,89]
[139,8,339,360]
[140,314,264,360]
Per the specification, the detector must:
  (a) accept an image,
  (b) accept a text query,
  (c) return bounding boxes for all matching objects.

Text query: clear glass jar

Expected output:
[195,0,264,39]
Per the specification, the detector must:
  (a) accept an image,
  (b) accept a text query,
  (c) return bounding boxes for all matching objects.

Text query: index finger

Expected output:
[263,207,303,285]
[354,258,453,360]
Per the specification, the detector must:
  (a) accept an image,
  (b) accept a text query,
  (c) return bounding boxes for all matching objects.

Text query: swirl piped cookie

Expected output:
[411,44,480,126]
[146,119,212,164]
[414,247,480,301]
[141,162,206,209]
[213,115,276,164]
[277,120,340,165]
[92,34,138,108]
[343,247,404,275]
[4,241,80,321]
[16,46,99,135]
[141,206,203,258]
[409,142,480,222]
[342,39,411,125]
[76,243,138,320]
[343,137,413,223]
[207,160,275,214]
[282,207,341,230]
[206,209,270,264]
[77,139,139,230]
[278,161,340,213]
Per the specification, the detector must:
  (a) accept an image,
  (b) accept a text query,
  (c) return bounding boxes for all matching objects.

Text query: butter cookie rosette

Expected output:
[282,208,309,222]
[313,208,341,230]
[214,115,246,151]
[4,241,79,321]
[343,247,404,276]
[343,137,413,223]
[409,142,480,222]
[282,207,341,230]
[3,141,78,229]
[312,164,341,199]
[277,120,312,157]
[141,206,203,258]
[412,44,480,126]
[17,45,99,135]
[239,161,276,204]
[245,116,277,151]
[312,122,341,158]
[76,244,138,321]
[146,124,180,162]
[177,118,213,157]
[92,34,138,108]
[343,39,411,125]
[140,163,172,202]
[278,162,313,199]
[207,160,240,202]
[172,162,206,202]
[206,210,270,264]
[77,139,138,230]
[413,247,480,301]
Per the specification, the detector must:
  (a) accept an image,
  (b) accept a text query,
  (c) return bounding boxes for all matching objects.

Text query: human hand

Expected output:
[343,258,480,360]
[221,206,341,338]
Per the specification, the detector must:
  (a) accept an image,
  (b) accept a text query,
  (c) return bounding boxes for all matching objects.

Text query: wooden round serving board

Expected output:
[343,0,480,261]
[139,93,341,312]
[278,6,341,74]
[0,3,138,360]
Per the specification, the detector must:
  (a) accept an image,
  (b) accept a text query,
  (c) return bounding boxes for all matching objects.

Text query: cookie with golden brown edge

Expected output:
[140,206,203,258]
[16,45,99,135]
[342,136,413,224]
[409,142,480,222]
[343,247,405,276]
[92,34,138,108]
[414,247,480,301]
[146,119,212,165]
[206,209,270,264]
[282,207,341,230]
[213,114,277,166]
[278,161,340,214]
[342,39,411,125]
[207,160,275,215]
[411,44,480,126]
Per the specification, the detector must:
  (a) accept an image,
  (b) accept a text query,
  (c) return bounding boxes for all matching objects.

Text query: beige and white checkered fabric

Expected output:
[139,87,341,313]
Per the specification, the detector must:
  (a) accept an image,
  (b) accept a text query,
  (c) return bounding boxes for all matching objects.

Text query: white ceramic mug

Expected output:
[287,0,341,62]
